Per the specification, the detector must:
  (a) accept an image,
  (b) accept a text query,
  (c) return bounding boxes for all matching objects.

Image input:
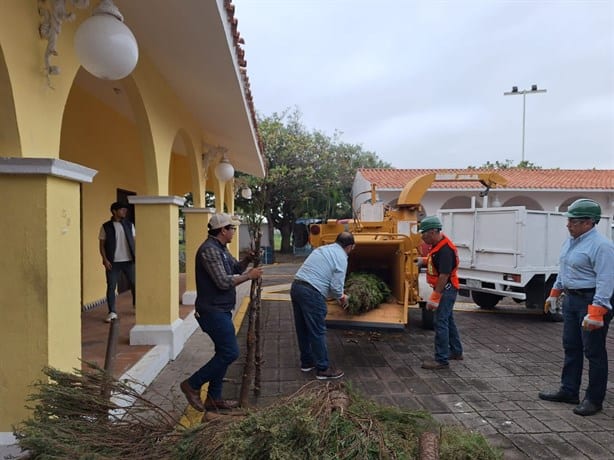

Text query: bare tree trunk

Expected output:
[419,432,439,460]
[239,227,263,407]
[266,212,276,263]
[280,221,293,253]
[254,281,263,395]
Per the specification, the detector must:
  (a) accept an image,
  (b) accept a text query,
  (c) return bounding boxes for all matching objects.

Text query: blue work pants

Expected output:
[105,261,135,312]
[188,310,239,400]
[290,281,329,371]
[434,287,463,364]
[560,292,612,404]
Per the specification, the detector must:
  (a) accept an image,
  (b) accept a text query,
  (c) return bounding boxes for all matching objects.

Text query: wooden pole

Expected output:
[239,231,262,407]
[102,317,120,399]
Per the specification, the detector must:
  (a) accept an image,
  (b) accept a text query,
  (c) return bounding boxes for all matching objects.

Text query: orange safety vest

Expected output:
[426,234,460,289]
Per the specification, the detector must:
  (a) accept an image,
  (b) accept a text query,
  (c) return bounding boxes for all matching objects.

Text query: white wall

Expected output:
[238,223,271,251]
[353,176,614,220]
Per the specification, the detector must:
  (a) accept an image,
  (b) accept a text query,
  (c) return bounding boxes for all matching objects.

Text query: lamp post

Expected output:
[504,84,547,163]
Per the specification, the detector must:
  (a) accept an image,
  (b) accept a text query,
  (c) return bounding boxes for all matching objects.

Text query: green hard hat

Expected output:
[564,199,601,224]
[418,215,442,233]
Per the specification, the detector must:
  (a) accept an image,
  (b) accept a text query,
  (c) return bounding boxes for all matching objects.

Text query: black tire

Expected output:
[545,311,563,322]
[525,274,555,310]
[420,302,434,330]
[471,291,502,309]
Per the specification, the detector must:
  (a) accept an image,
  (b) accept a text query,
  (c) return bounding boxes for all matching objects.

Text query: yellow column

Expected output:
[214,179,225,214]
[181,207,215,305]
[0,158,96,435]
[128,196,187,359]
[225,181,239,258]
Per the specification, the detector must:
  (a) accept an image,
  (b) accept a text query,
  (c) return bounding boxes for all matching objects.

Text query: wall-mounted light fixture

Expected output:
[214,156,235,183]
[38,0,138,83]
[202,143,234,183]
[240,187,253,200]
[74,0,138,80]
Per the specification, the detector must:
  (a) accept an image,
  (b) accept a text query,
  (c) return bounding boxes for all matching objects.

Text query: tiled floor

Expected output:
[81,275,193,379]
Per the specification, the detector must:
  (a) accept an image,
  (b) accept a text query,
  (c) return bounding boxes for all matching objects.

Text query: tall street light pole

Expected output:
[504,84,547,163]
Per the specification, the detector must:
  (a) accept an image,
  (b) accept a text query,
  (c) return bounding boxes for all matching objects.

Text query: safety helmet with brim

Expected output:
[418,216,442,233]
[564,199,601,224]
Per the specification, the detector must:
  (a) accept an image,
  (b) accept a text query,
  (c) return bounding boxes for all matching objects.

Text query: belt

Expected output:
[564,287,595,296]
[294,279,317,291]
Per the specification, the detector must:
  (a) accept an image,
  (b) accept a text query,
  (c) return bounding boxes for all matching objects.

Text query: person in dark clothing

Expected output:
[418,216,463,370]
[180,213,263,413]
[98,201,135,323]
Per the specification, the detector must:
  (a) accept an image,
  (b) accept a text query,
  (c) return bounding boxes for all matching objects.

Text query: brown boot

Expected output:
[421,360,449,370]
[180,379,204,412]
[204,395,239,411]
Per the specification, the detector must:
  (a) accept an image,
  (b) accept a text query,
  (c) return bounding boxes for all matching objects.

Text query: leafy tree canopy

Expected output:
[235,107,390,253]
[467,159,542,169]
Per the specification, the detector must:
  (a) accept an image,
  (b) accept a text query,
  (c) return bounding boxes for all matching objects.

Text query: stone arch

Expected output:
[0,43,21,156]
[441,196,472,209]
[122,76,160,195]
[169,128,197,198]
[501,195,543,210]
[59,68,152,308]
[559,195,588,212]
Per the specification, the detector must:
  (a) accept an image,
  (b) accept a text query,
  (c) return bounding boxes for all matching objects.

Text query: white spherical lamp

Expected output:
[240,187,253,200]
[214,158,235,183]
[74,0,138,80]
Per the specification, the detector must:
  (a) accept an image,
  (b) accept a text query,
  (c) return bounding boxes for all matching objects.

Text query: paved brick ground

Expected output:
[147,259,613,459]
[4,259,610,459]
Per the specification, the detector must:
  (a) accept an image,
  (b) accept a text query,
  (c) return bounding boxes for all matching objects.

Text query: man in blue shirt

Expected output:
[539,199,614,416]
[291,232,355,380]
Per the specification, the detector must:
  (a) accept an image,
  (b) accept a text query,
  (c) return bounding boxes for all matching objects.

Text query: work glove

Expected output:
[582,305,608,331]
[338,293,349,309]
[427,291,441,311]
[544,289,562,314]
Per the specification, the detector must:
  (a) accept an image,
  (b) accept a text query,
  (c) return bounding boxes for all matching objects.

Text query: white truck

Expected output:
[439,206,612,317]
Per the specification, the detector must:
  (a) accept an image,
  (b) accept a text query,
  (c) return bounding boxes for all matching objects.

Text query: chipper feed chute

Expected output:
[309,222,422,330]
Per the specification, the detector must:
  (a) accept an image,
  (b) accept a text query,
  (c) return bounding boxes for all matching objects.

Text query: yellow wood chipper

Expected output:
[308,172,508,329]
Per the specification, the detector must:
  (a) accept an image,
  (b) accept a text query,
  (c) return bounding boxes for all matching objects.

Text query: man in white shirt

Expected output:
[98,201,136,322]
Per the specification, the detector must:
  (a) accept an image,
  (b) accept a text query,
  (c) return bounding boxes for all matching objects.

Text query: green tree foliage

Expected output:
[467,159,542,169]
[235,108,390,254]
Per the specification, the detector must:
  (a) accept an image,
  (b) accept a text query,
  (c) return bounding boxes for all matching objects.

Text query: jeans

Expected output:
[188,310,239,400]
[434,287,463,364]
[105,261,135,312]
[560,292,612,404]
[290,281,329,371]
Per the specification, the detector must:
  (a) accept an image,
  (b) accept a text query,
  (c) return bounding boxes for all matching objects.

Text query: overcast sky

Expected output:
[234,0,614,170]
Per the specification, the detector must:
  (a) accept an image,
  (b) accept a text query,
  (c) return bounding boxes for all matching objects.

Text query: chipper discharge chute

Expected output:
[308,172,508,330]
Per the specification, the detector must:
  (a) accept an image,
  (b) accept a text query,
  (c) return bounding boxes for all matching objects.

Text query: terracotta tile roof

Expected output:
[224,1,264,155]
[358,168,614,190]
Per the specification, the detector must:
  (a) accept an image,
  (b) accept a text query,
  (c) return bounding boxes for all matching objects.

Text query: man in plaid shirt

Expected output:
[180,213,262,412]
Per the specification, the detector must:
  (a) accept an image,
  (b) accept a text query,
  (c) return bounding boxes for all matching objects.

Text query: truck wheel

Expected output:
[525,274,553,309]
[420,301,434,330]
[471,291,502,309]
[545,311,563,322]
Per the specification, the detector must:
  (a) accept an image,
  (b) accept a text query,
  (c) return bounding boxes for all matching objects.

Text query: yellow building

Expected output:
[0,0,265,442]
